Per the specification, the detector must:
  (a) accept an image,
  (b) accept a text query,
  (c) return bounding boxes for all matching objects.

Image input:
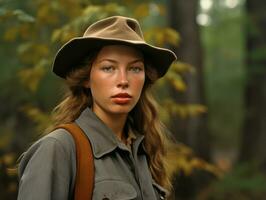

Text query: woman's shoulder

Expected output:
[44,128,76,148]
[18,128,76,176]
[31,128,76,154]
[17,128,77,199]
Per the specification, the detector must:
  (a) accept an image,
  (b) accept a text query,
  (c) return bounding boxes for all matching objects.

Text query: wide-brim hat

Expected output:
[52,16,177,79]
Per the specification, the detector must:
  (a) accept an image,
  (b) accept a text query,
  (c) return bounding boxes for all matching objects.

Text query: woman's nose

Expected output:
[117,69,129,88]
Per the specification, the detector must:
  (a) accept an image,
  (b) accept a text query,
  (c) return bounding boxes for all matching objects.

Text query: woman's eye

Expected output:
[101,66,114,72]
[130,66,143,73]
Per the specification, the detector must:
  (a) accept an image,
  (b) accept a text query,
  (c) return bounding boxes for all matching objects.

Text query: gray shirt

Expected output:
[17,107,167,200]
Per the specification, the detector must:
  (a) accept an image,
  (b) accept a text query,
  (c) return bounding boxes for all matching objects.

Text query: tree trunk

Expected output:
[167,0,210,160]
[167,1,211,198]
[239,0,266,168]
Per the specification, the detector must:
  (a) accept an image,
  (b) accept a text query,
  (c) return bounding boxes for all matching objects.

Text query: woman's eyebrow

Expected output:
[98,59,117,64]
[98,58,144,64]
[129,59,144,64]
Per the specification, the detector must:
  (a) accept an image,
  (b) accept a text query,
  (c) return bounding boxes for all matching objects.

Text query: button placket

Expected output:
[129,152,144,199]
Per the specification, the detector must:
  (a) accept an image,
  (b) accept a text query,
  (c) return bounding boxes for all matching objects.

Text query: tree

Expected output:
[167,0,209,160]
[166,1,215,199]
[239,0,266,168]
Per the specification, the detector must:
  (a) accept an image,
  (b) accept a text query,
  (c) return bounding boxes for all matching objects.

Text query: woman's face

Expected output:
[86,45,145,118]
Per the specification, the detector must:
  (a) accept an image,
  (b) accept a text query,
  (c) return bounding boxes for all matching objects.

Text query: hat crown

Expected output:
[83,16,144,42]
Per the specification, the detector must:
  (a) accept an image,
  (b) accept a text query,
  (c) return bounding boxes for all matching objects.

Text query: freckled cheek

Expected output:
[92,80,111,96]
[133,76,145,95]
[90,75,112,100]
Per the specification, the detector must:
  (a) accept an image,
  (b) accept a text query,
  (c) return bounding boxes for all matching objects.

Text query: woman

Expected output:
[17,16,177,200]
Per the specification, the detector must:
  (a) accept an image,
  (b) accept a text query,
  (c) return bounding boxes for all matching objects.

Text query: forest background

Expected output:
[1,0,266,199]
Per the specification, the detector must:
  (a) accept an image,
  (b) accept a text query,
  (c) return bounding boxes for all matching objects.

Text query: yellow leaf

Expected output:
[62,29,77,43]
[37,3,58,24]
[143,32,151,43]
[188,104,208,117]
[82,5,101,16]
[144,27,180,47]
[18,43,49,64]
[165,70,186,91]
[18,63,46,92]
[3,27,18,41]
[134,3,150,18]
[104,3,125,14]
[20,105,51,131]
[51,28,62,42]
[20,24,32,39]
[157,31,165,47]
[164,28,180,46]
[172,61,196,74]
[165,142,222,177]
[162,101,207,119]
[2,153,15,166]
[58,0,82,17]
[0,129,13,149]
[173,79,187,91]
[157,4,166,16]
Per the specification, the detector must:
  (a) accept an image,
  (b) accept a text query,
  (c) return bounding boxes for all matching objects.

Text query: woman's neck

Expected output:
[92,108,127,140]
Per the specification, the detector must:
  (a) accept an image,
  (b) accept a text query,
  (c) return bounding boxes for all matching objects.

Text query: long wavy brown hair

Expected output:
[47,48,173,190]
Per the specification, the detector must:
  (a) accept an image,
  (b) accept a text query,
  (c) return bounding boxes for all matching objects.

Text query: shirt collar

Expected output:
[125,128,137,148]
[75,107,144,158]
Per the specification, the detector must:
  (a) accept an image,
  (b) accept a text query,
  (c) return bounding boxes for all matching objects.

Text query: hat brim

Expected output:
[52,37,177,78]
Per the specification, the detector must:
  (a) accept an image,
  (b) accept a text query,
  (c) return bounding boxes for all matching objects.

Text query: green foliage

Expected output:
[51,3,127,43]
[198,163,266,200]
[0,129,14,150]
[155,61,207,122]
[0,8,35,23]
[166,142,221,179]
[159,99,207,123]
[0,153,18,200]
[18,62,47,92]
[20,105,51,132]
[144,27,180,47]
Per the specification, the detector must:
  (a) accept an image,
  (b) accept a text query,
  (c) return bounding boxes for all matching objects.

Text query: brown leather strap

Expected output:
[57,123,94,200]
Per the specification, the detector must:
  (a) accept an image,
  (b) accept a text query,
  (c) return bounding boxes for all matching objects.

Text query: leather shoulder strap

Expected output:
[57,123,94,200]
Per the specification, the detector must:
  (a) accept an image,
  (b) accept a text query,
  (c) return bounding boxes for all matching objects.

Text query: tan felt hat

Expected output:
[52,16,177,79]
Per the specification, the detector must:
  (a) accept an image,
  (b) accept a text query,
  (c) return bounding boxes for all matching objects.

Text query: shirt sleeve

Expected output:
[17,130,76,200]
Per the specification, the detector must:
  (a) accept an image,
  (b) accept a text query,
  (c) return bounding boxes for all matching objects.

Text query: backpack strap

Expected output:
[57,123,94,200]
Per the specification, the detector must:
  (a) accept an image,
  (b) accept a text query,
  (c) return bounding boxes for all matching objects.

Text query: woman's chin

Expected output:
[108,105,134,115]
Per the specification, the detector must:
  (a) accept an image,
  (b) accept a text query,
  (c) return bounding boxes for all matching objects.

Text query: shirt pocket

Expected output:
[152,181,168,200]
[93,179,137,200]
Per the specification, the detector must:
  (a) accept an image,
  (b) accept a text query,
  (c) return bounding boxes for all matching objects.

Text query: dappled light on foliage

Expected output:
[196,163,266,200]
[20,105,51,132]
[0,153,18,200]
[18,64,47,92]
[52,3,127,43]
[166,142,222,178]
[159,99,207,120]
[144,27,180,47]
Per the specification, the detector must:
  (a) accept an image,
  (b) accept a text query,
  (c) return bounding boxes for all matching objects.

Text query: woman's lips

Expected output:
[111,93,132,104]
